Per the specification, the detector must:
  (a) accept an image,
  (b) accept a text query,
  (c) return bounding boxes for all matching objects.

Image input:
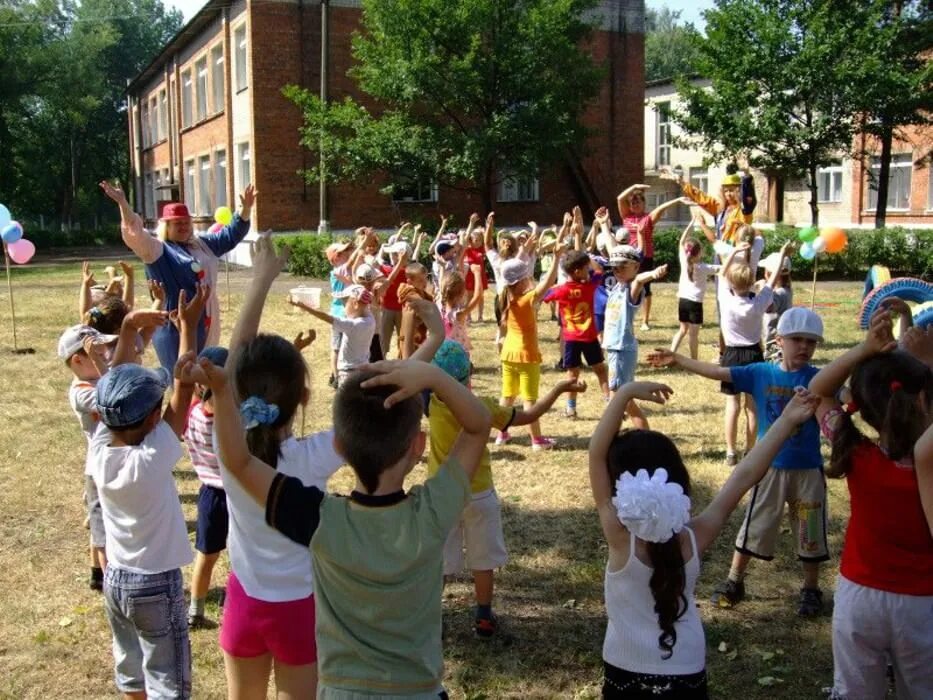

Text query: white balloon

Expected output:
[812,236,827,254]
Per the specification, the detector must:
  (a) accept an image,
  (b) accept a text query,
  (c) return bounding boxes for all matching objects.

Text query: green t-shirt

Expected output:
[312,459,470,695]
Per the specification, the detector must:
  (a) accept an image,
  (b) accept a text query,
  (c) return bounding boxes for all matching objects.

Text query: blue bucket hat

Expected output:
[96,363,171,428]
[431,339,471,384]
[198,345,229,367]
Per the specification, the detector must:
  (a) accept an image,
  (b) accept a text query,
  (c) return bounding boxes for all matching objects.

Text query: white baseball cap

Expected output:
[501,258,530,286]
[354,263,380,283]
[759,252,792,273]
[776,307,823,342]
[58,324,118,360]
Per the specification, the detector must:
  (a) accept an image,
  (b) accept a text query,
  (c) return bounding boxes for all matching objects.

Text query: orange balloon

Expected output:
[821,227,847,254]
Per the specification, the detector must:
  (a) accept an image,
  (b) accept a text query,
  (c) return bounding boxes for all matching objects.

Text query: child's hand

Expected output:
[124,309,170,331]
[562,211,573,227]
[594,207,609,225]
[173,351,198,386]
[250,234,289,281]
[82,334,110,360]
[780,387,820,425]
[293,329,316,351]
[900,325,933,367]
[148,279,166,308]
[359,359,440,408]
[880,296,911,318]
[239,183,257,213]
[556,377,588,394]
[623,381,674,404]
[176,283,211,328]
[81,261,96,288]
[646,349,677,367]
[179,355,229,392]
[99,180,128,204]
[652,264,669,281]
[286,293,313,313]
[864,308,897,355]
[119,260,134,278]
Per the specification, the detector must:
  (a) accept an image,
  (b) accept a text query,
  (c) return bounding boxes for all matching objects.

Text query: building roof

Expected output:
[126,0,228,95]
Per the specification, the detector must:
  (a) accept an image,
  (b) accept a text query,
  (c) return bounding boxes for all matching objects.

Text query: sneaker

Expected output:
[640,322,651,331]
[563,407,577,419]
[495,431,511,446]
[187,613,210,629]
[475,614,498,639]
[798,587,823,617]
[532,437,556,451]
[711,578,745,609]
[725,452,739,467]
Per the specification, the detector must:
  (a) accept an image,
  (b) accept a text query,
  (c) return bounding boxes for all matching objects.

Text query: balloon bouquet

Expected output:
[210,205,235,309]
[797,225,848,309]
[0,202,38,352]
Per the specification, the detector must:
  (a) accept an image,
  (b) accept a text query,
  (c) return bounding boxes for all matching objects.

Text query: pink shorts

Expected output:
[219,572,317,665]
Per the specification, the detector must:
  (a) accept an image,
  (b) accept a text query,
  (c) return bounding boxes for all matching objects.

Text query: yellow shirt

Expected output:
[500,289,542,364]
[427,395,516,493]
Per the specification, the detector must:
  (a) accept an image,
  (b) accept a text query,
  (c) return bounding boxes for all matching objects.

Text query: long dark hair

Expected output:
[829,350,932,477]
[233,334,307,470]
[607,429,691,659]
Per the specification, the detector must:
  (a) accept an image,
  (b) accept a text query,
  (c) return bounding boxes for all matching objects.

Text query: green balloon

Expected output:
[798,226,819,243]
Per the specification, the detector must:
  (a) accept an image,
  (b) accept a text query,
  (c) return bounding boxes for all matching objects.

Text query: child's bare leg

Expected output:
[643,295,653,325]
[565,367,581,415]
[688,324,700,360]
[225,652,273,700]
[189,552,220,621]
[474,569,494,607]
[744,394,758,451]
[525,403,542,440]
[123,692,146,700]
[671,322,688,354]
[802,561,820,590]
[592,362,610,400]
[95,546,107,570]
[497,395,515,441]
[272,660,317,700]
[728,551,751,582]
[627,399,648,430]
[724,394,740,457]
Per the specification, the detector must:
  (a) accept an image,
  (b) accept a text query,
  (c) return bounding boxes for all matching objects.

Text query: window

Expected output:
[198,155,212,215]
[646,193,668,210]
[392,177,438,203]
[497,176,539,203]
[184,159,195,210]
[149,97,158,145]
[689,167,708,194]
[214,149,227,207]
[817,162,843,203]
[234,25,248,91]
[158,90,168,140]
[211,44,224,114]
[236,142,251,191]
[656,101,672,167]
[143,173,154,219]
[868,153,912,210]
[195,57,208,122]
[181,70,193,128]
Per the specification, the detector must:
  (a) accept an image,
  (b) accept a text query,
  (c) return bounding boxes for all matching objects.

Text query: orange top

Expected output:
[682,182,753,244]
[500,289,541,364]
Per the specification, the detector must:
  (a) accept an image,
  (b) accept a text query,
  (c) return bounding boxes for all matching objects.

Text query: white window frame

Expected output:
[817,162,843,203]
[140,102,149,148]
[656,101,672,168]
[235,142,251,192]
[181,70,193,128]
[689,166,708,194]
[198,154,212,216]
[392,177,438,203]
[497,176,539,203]
[144,172,154,219]
[214,149,227,208]
[868,153,912,211]
[184,159,196,210]
[195,57,208,122]
[211,44,224,114]
[158,89,168,141]
[234,25,248,92]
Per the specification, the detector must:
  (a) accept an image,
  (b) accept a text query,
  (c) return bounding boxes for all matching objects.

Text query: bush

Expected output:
[29,226,122,249]
[652,225,933,281]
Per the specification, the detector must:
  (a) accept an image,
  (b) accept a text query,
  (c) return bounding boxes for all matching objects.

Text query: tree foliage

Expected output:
[644,7,701,83]
[0,0,182,227]
[285,0,603,211]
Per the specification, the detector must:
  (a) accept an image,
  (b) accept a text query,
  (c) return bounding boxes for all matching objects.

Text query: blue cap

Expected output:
[437,241,456,256]
[96,364,171,428]
[431,339,471,384]
[198,345,229,367]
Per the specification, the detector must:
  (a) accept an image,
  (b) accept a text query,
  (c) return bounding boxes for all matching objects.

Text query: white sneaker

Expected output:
[495,431,511,446]
[640,322,651,331]
[531,437,556,451]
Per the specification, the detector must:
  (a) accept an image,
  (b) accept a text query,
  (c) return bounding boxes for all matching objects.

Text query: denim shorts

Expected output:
[103,567,191,698]
[607,348,638,391]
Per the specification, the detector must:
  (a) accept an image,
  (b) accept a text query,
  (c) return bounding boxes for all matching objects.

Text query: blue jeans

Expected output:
[103,567,191,698]
[607,348,638,391]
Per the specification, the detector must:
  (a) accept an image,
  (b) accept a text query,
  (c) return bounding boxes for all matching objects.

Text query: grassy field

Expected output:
[0,259,868,699]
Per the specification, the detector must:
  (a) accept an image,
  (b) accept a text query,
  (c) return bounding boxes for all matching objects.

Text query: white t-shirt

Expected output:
[677,249,720,303]
[221,430,344,601]
[333,314,376,371]
[87,420,193,574]
[718,281,773,347]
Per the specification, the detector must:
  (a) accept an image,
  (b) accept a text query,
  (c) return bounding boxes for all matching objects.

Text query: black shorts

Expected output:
[369,333,383,362]
[641,257,655,297]
[720,343,764,395]
[562,339,604,369]
[195,484,228,554]
[678,298,704,325]
[602,662,708,699]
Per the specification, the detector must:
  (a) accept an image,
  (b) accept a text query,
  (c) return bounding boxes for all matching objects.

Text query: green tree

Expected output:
[285,0,603,213]
[673,0,895,226]
[644,7,701,83]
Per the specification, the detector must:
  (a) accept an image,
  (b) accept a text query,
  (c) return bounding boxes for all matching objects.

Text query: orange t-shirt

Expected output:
[500,289,541,364]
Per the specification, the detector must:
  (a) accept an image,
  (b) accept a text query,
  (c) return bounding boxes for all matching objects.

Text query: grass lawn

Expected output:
[0,259,869,698]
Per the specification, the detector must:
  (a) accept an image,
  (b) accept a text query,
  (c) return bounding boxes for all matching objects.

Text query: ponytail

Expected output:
[246,424,285,471]
[648,538,688,659]
[827,412,865,478]
[687,258,696,284]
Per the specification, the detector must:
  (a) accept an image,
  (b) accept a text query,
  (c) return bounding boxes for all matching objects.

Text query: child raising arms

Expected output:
[670,220,719,359]
[589,381,819,698]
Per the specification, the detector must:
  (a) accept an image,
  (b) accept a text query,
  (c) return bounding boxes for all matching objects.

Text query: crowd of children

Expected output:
[56,185,932,699]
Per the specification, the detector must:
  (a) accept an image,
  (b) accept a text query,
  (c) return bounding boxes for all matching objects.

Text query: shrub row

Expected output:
[29,226,123,248]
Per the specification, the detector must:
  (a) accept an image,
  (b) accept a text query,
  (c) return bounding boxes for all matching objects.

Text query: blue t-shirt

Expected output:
[730,363,821,470]
[602,282,643,351]
[594,271,616,317]
[329,270,346,319]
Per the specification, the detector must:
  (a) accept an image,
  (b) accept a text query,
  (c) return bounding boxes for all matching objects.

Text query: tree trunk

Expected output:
[481,164,494,215]
[808,161,820,227]
[874,119,894,229]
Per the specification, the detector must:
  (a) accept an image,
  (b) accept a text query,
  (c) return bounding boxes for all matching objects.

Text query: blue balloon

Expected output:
[0,204,10,231]
[1,221,22,244]
[799,241,816,260]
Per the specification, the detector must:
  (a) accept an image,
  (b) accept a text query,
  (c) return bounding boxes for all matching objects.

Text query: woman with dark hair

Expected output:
[589,380,817,698]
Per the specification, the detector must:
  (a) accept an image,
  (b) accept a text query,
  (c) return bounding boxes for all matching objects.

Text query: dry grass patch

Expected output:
[0,261,867,698]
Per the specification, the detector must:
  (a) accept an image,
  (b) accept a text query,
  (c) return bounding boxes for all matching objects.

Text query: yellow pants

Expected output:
[500,361,541,402]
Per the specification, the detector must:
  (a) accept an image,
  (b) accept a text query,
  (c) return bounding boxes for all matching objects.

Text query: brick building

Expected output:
[126,0,647,232]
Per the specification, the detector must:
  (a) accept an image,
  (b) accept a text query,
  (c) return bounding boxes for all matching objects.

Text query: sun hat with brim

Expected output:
[325,240,353,264]
[160,203,191,221]
[58,324,118,360]
[721,174,742,187]
[432,339,471,384]
[776,306,823,342]
[759,252,792,273]
[608,246,643,267]
[384,241,411,256]
[334,284,373,305]
[501,258,531,286]
[96,363,171,428]
[354,263,380,283]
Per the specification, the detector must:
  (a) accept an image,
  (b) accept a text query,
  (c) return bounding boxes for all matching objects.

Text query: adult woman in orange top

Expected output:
[662,165,756,246]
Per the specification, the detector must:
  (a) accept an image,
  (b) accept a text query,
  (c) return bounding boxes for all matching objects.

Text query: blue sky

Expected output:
[166,0,716,28]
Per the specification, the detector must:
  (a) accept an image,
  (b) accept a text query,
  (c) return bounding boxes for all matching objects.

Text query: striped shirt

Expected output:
[184,400,223,488]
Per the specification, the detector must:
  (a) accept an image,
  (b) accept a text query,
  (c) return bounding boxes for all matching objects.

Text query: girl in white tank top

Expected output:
[588,381,820,698]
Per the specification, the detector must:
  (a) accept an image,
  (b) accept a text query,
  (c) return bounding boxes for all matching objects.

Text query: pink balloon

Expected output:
[208,222,223,234]
[7,238,35,264]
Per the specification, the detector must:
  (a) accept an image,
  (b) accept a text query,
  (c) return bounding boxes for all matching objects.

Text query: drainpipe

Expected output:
[317,0,330,233]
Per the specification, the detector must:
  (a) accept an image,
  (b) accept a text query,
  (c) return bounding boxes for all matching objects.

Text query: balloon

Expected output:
[798,226,819,243]
[1,221,22,244]
[7,238,35,264]
[799,241,816,260]
[811,236,827,254]
[214,206,233,226]
[0,204,10,230]
[207,222,223,234]
[821,226,847,254]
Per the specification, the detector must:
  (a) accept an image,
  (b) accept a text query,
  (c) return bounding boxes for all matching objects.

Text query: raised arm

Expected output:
[764,241,793,289]
[119,261,135,310]
[534,242,566,302]
[630,263,667,302]
[100,180,163,264]
[513,378,586,426]
[616,184,649,220]
[915,421,933,538]
[165,284,211,435]
[288,298,335,326]
[646,348,731,382]
[809,309,896,400]
[482,212,495,251]
[111,309,169,367]
[648,196,692,224]
[228,235,290,355]
[79,261,96,318]
[408,297,445,363]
